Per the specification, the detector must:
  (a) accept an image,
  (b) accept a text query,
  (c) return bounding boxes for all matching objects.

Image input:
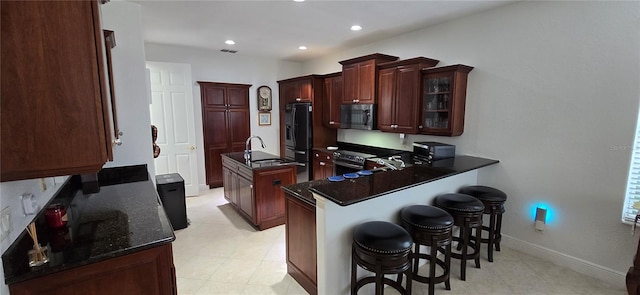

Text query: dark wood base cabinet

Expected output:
[9,244,177,295]
[222,155,296,230]
[285,194,317,295]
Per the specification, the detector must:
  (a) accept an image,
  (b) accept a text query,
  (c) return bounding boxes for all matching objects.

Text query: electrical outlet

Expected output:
[1,206,13,241]
[40,178,47,191]
[22,193,39,215]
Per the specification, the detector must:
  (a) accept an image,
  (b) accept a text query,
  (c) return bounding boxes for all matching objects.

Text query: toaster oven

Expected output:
[412,141,455,161]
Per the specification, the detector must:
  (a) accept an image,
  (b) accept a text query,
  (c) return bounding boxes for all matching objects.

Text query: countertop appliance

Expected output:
[340,104,377,130]
[412,141,456,162]
[284,102,312,182]
[332,150,377,175]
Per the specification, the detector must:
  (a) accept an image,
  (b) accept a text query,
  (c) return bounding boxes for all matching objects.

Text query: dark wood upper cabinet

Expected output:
[377,57,440,134]
[198,82,251,187]
[1,0,115,182]
[322,72,343,128]
[339,53,398,104]
[419,64,473,136]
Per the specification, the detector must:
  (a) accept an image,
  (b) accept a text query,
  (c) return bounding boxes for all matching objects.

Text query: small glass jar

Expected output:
[28,244,49,267]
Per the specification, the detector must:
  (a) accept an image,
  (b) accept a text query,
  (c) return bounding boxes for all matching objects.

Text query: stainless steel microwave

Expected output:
[340,104,377,130]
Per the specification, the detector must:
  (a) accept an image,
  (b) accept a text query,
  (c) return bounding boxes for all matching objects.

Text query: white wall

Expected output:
[0,2,152,294]
[101,1,155,174]
[144,43,302,191]
[303,1,640,287]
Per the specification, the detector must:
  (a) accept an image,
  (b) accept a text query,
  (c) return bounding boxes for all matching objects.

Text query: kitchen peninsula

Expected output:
[282,155,498,295]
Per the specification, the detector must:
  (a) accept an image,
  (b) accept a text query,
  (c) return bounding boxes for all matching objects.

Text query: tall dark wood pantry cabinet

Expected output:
[198,82,251,188]
[1,0,116,182]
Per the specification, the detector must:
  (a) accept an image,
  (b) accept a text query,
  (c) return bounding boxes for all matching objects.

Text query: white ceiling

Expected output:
[130,0,514,62]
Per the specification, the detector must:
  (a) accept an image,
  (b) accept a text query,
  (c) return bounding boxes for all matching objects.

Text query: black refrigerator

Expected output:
[284,102,312,183]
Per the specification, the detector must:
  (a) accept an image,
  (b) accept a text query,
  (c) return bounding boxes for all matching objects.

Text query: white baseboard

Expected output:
[198,184,209,192]
[501,234,626,289]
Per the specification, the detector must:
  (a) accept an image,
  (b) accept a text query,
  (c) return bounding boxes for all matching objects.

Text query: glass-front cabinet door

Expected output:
[420,65,473,136]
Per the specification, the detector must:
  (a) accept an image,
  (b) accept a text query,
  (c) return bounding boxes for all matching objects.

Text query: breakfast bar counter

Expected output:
[281,155,499,295]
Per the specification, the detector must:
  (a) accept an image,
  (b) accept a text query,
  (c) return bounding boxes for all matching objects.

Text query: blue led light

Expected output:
[530,202,554,224]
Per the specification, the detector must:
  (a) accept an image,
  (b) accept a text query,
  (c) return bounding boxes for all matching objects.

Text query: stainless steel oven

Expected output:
[332,150,377,175]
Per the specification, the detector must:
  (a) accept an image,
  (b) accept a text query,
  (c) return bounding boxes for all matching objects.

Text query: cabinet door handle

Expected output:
[326,156,330,160]
[296,98,301,101]
[319,162,325,166]
[272,179,281,185]
[315,153,319,157]
[329,121,334,124]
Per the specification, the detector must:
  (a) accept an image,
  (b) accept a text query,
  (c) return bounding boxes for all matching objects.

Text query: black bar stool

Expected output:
[434,193,484,281]
[400,205,453,295]
[458,185,507,262]
[351,221,413,295]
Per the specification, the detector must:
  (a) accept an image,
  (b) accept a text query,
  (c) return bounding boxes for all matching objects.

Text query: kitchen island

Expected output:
[2,165,176,294]
[222,151,297,230]
[282,155,499,295]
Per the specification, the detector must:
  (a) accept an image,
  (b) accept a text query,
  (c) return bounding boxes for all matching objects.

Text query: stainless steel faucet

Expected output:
[388,155,406,168]
[376,159,398,171]
[244,135,266,161]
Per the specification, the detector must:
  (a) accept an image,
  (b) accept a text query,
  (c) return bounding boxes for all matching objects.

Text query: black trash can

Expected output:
[156,173,188,230]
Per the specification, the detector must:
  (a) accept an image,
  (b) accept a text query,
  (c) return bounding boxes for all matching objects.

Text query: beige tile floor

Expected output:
[173,188,626,295]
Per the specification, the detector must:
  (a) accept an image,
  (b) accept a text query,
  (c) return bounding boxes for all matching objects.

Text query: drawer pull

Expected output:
[272,179,281,185]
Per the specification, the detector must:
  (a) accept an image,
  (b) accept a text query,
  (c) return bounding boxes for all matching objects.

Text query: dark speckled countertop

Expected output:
[282,155,499,206]
[223,151,296,169]
[2,165,175,285]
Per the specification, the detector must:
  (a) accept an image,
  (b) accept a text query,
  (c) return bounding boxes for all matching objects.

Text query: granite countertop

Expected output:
[223,151,297,169]
[282,155,499,207]
[1,165,175,285]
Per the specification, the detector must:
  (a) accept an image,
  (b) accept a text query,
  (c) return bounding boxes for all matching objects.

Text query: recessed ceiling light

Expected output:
[350,25,362,31]
[225,40,235,45]
[298,46,307,50]
[293,0,305,2]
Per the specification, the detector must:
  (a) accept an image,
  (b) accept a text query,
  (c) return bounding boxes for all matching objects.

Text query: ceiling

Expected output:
[130,0,514,62]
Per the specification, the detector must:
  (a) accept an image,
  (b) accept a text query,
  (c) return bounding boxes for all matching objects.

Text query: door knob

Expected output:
[188,146,196,151]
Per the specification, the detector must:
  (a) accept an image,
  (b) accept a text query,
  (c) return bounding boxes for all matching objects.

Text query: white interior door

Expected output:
[147,61,199,196]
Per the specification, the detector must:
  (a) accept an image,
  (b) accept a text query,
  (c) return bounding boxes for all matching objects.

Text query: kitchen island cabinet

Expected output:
[377,57,439,133]
[2,165,176,294]
[282,155,499,295]
[339,53,398,104]
[1,0,115,182]
[222,152,297,230]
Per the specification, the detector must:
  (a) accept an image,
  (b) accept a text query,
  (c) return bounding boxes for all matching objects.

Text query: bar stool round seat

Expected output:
[400,205,453,295]
[351,221,413,295]
[458,185,507,262]
[434,193,484,281]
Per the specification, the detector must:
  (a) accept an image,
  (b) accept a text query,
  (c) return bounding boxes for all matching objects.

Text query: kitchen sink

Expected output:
[249,158,291,167]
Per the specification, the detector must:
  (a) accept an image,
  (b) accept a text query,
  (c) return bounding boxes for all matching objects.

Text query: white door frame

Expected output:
[147,61,199,196]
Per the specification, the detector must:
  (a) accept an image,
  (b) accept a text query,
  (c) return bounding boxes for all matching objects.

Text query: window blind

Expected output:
[623,127,640,224]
